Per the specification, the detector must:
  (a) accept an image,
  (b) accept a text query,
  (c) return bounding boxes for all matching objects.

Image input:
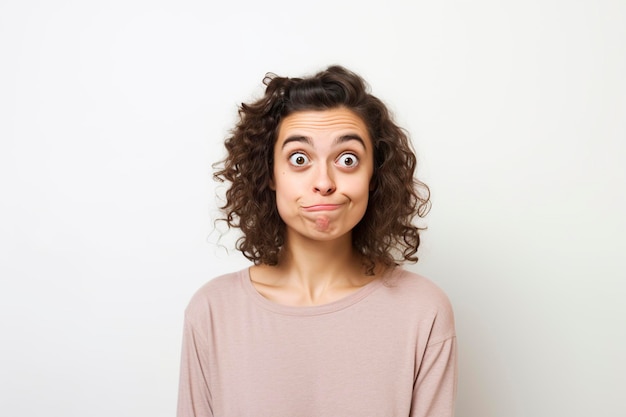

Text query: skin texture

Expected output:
[271,107,374,244]
[250,108,379,306]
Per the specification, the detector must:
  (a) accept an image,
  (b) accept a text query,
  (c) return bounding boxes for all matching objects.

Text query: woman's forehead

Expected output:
[277,108,371,143]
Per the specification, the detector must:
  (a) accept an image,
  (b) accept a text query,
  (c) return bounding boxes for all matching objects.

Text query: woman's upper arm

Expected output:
[410,336,458,417]
[177,317,213,417]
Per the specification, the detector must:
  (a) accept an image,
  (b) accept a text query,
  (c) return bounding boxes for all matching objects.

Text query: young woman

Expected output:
[177,66,457,417]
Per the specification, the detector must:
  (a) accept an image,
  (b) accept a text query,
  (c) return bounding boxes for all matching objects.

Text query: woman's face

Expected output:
[271,107,374,244]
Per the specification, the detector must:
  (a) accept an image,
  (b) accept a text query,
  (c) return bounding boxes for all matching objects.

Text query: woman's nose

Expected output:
[313,166,336,195]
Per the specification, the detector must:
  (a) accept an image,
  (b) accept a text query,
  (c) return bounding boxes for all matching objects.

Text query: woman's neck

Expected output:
[250,232,378,306]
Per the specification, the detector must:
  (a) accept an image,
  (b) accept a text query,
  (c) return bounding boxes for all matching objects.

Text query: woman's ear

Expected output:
[269,176,276,190]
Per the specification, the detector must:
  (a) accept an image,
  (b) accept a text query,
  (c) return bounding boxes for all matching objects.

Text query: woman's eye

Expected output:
[336,153,359,168]
[288,152,310,166]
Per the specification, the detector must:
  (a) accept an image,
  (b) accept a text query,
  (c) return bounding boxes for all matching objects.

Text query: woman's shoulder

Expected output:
[193,269,245,294]
[184,268,248,318]
[381,268,456,335]
[386,268,451,303]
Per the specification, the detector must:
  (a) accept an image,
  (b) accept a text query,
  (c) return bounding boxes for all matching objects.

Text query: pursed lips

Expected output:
[301,204,343,212]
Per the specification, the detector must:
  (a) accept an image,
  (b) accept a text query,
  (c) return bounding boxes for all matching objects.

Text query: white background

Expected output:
[1,0,625,416]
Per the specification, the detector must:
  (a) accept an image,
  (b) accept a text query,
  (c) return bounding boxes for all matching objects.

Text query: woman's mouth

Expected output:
[302,204,342,212]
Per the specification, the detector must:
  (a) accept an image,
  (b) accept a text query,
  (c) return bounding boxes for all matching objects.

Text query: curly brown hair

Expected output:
[214,65,430,273]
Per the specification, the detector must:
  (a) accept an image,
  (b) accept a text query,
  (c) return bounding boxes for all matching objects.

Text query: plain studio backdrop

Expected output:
[1,0,624,416]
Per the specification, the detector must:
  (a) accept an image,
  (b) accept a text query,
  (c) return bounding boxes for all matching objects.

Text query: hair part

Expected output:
[213,65,430,274]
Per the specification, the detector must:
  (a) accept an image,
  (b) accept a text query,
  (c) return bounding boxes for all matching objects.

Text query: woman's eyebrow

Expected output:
[334,134,367,150]
[281,134,367,150]
[281,136,311,149]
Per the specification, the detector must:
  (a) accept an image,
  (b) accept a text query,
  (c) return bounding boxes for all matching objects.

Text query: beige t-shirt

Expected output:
[177,267,457,417]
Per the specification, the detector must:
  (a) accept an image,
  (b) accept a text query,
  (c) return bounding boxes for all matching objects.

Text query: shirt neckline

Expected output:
[239,267,392,316]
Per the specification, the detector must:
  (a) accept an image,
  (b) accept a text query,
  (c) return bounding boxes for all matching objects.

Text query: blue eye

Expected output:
[336,153,359,168]
[289,152,310,166]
